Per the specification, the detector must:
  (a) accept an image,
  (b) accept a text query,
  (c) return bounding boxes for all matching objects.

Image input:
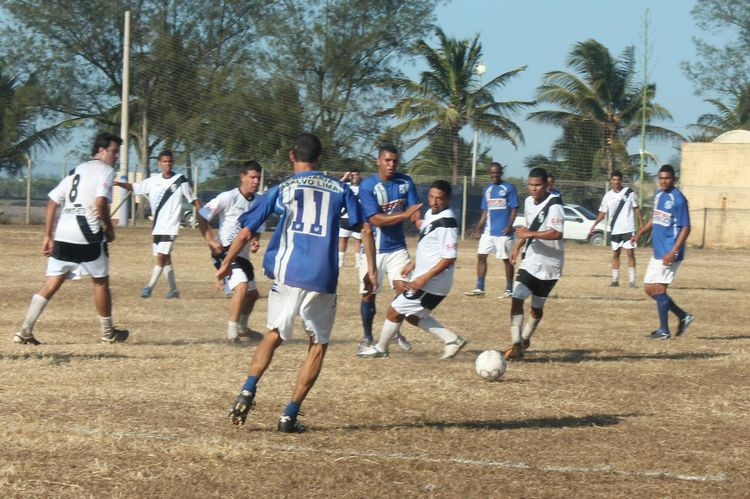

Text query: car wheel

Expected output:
[182,210,194,227]
[589,232,605,246]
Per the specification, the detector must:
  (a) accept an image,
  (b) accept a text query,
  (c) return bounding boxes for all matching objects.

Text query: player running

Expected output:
[220,133,376,433]
[465,162,519,299]
[358,180,466,359]
[13,132,129,345]
[338,169,362,268]
[115,150,201,299]
[589,170,644,288]
[197,161,264,344]
[630,164,694,340]
[504,167,564,360]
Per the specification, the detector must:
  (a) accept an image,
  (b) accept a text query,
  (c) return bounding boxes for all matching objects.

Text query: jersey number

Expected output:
[290,188,329,237]
[69,174,81,202]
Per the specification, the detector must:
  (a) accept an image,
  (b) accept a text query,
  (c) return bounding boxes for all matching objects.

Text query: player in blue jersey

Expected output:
[218,133,376,433]
[630,165,694,340]
[356,144,423,353]
[465,163,519,298]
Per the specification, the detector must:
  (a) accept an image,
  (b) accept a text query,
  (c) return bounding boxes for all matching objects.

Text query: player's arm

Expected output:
[663,225,690,266]
[249,233,261,253]
[634,206,644,228]
[589,211,606,235]
[96,196,115,243]
[367,203,423,227]
[339,172,351,182]
[474,210,487,239]
[515,227,562,241]
[509,235,526,266]
[42,200,59,256]
[407,257,456,292]
[216,227,253,280]
[359,222,378,293]
[114,180,133,191]
[505,207,518,236]
[631,219,653,244]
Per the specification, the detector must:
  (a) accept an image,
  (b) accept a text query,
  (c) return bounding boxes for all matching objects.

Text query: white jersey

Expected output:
[133,173,196,235]
[340,183,360,219]
[199,188,260,260]
[520,195,565,280]
[414,208,459,296]
[48,160,114,244]
[598,187,638,235]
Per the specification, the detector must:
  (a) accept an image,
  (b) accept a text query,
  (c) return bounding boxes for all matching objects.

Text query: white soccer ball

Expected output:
[475,350,507,381]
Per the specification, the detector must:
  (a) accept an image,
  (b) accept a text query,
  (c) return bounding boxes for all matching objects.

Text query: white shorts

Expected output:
[391,289,446,319]
[152,235,177,255]
[359,248,410,294]
[267,282,336,344]
[226,257,257,292]
[611,232,636,251]
[339,227,362,239]
[46,242,109,279]
[478,234,512,259]
[644,257,682,285]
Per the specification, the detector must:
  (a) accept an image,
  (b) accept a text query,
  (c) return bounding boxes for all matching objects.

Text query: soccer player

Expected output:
[589,170,644,288]
[13,132,129,345]
[358,180,466,359]
[630,165,694,340]
[465,162,519,298]
[547,173,562,199]
[356,144,422,352]
[338,169,362,268]
[220,133,376,433]
[197,161,264,344]
[115,150,201,299]
[504,167,564,360]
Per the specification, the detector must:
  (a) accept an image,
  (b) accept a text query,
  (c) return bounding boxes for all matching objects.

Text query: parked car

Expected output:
[514,203,605,245]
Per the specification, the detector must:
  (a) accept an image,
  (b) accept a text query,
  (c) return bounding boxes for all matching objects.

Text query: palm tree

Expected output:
[378,28,532,183]
[688,84,750,141]
[528,39,681,179]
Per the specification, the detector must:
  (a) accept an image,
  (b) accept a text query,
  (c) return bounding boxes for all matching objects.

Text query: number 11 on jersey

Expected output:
[291,188,329,237]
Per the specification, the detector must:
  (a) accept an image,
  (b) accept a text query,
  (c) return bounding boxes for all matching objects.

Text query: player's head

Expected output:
[611,170,623,190]
[349,168,361,185]
[428,180,451,214]
[240,160,262,194]
[657,164,676,191]
[489,162,503,184]
[157,150,174,175]
[377,144,399,180]
[546,172,555,192]
[290,133,322,166]
[91,132,122,166]
[528,167,549,202]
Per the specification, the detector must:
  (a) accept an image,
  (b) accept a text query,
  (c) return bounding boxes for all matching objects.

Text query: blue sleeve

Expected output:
[675,193,690,229]
[480,186,487,211]
[406,177,420,207]
[239,186,278,233]
[344,186,364,226]
[508,184,519,209]
[358,179,381,219]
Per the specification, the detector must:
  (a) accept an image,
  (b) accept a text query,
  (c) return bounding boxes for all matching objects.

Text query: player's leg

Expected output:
[226,281,247,342]
[498,236,514,298]
[142,238,165,297]
[92,275,128,343]
[610,247,622,286]
[358,254,383,349]
[466,236,492,296]
[14,274,68,345]
[387,249,413,351]
[338,234,348,269]
[238,288,260,339]
[405,303,466,359]
[352,235,362,268]
[359,305,404,357]
[229,257,261,340]
[644,258,691,339]
[160,251,179,298]
[626,247,637,288]
[523,300,545,349]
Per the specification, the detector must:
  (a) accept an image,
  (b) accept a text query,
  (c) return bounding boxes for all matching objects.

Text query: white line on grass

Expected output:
[70,425,727,483]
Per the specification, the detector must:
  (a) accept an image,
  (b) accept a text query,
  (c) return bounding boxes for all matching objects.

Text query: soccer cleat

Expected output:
[238,330,264,341]
[357,345,389,358]
[13,331,41,345]
[101,328,129,344]
[609,281,619,287]
[498,290,513,299]
[229,389,255,426]
[140,286,152,298]
[521,338,531,350]
[464,288,485,297]
[356,338,373,353]
[165,289,180,299]
[629,282,638,289]
[278,415,306,433]
[396,334,413,352]
[441,337,467,359]
[647,329,671,340]
[503,343,524,360]
[676,314,695,337]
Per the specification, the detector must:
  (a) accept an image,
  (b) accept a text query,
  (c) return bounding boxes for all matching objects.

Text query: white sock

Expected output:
[355,252,362,268]
[628,267,636,283]
[417,315,457,344]
[522,317,541,340]
[238,314,250,333]
[510,314,524,344]
[99,316,113,336]
[612,269,620,282]
[338,251,345,268]
[164,265,177,291]
[22,294,49,334]
[376,319,402,353]
[146,266,163,288]
[227,321,239,339]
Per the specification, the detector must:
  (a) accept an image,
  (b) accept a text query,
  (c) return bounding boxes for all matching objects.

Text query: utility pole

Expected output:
[638,8,651,208]
[119,10,131,226]
[471,62,486,186]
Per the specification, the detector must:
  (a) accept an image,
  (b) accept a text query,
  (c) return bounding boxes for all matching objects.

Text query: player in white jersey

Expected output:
[338,169,362,268]
[115,150,201,299]
[504,168,564,360]
[358,180,466,359]
[198,161,264,344]
[589,170,644,288]
[13,132,129,345]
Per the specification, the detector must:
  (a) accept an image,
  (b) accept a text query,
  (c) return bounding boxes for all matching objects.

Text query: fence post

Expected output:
[25,155,32,225]
[461,176,468,240]
[701,207,707,248]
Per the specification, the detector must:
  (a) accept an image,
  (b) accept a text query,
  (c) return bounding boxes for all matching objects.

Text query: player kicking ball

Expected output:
[358,180,466,359]
[503,168,564,360]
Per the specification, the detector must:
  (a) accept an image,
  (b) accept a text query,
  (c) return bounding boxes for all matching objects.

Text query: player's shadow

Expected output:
[0,352,132,364]
[555,296,648,302]
[524,349,727,363]
[672,286,738,292]
[696,335,750,341]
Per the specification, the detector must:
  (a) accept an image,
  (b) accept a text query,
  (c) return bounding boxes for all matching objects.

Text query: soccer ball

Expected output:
[475,350,507,381]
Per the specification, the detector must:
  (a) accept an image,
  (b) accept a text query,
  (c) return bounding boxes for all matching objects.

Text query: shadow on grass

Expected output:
[555,296,648,302]
[696,335,750,341]
[523,349,727,363]
[0,351,133,364]
[672,286,738,292]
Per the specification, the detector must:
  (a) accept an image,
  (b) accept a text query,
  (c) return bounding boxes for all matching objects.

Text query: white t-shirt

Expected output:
[598,187,638,235]
[49,160,114,244]
[199,188,260,260]
[414,208,459,296]
[133,173,196,235]
[520,195,565,280]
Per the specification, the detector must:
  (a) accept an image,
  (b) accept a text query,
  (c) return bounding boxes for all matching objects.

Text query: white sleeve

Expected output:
[598,192,608,214]
[97,167,114,201]
[132,178,148,196]
[199,192,227,221]
[48,176,71,204]
[548,204,565,233]
[438,227,459,259]
[181,178,197,203]
[629,191,638,208]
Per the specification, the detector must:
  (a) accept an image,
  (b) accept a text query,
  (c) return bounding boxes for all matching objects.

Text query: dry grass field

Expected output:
[1,224,748,497]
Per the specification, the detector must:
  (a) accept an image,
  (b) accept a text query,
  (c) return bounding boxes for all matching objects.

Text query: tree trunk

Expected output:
[140,102,149,178]
[451,132,460,185]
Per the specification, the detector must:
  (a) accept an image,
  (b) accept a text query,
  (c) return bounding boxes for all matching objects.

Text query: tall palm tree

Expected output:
[688,84,750,141]
[378,28,532,183]
[528,39,681,179]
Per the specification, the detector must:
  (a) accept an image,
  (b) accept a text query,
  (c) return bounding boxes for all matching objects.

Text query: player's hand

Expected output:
[215,278,225,293]
[400,261,415,278]
[208,239,223,255]
[473,228,481,239]
[363,270,378,295]
[515,226,531,239]
[406,275,427,293]
[105,225,115,243]
[42,236,54,256]
[630,233,639,245]
[509,248,518,266]
[216,262,231,280]
[405,203,423,219]
[249,239,260,253]
[662,252,675,266]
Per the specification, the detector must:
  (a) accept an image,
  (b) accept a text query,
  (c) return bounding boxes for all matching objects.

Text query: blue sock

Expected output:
[476,276,485,290]
[360,300,376,341]
[654,294,670,332]
[668,296,686,320]
[283,401,301,419]
[242,375,258,393]
[505,280,513,292]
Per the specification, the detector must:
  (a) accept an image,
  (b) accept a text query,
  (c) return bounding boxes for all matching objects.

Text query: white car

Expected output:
[514,203,606,245]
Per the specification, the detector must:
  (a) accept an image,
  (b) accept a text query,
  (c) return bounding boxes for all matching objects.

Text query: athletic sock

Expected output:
[375,319,401,352]
[227,321,239,340]
[338,251,345,268]
[238,314,250,333]
[522,317,541,340]
[612,269,620,283]
[417,315,458,344]
[99,316,113,336]
[146,266,163,288]
[628,267,636,284]
[510,314,524,344]
[476,276,485,291]
[164,265,177,291]
[21,294,49,334]
[283,401,301,419]
[667,296,686,320]
[505,280,514,293]
[360,300,376,341]
[654,293,670,332]
[242,375,258,393]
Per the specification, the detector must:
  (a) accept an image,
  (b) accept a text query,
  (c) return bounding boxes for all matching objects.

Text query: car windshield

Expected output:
[573,205,597,220]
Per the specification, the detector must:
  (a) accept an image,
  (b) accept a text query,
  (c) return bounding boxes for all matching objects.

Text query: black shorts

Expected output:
[401,289,445,310]
[212,248,254,281]
[339,217,361,233]
[516,269,557,298]
[153,234,177,244]
[52,241,107,263]
[611,232,634,244]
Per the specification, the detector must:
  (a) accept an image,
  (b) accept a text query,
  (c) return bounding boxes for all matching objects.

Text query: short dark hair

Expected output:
[658,164,676,176]
[91,132,122,156]
[378,143,399,157]
[158,150,173,160]
[611,170,623,179]
[528,167,549,183]
[429,179,452,198]
[489,162,503,170]
[240,160,262,174]
[292,133,322,163]
[349,168,360,174]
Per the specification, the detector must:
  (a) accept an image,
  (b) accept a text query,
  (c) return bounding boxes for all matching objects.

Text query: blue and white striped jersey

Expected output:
[652,187,690,261]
